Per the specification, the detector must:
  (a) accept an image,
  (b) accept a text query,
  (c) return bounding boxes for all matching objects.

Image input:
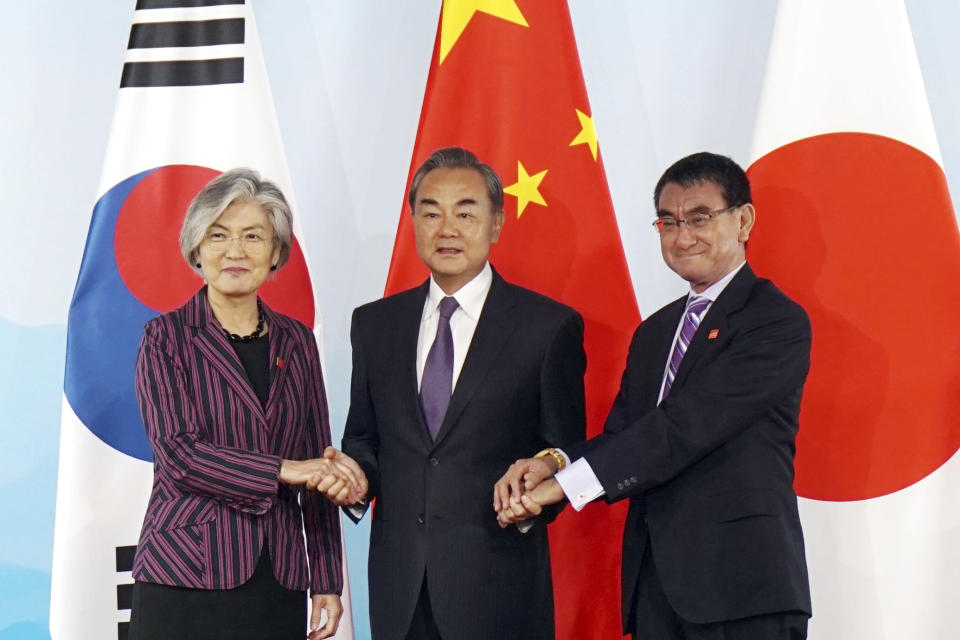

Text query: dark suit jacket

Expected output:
[342,270,586,640]
[568,264,811,630]
[132,288,342,595]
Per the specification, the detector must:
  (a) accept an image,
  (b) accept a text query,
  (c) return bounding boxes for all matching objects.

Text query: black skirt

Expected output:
[127,548,307,640]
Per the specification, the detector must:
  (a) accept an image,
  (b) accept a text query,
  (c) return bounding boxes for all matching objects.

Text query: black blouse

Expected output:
[231,334,270,408]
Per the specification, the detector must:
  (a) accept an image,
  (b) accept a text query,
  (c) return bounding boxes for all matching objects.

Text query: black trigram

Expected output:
[116,545,137,640]
[121,0,246,88]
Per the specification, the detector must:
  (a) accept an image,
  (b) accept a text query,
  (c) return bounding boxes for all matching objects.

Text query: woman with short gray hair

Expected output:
[127,168,365,640]
[179,168,294,275]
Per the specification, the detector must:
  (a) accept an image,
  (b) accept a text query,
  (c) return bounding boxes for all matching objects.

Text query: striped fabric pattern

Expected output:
[663,296,711,399]
[131,288,343,594]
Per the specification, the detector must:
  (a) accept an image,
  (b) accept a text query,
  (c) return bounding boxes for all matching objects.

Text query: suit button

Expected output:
[417,514,425,525]
[630,476,637,484]
[429,457,439,466]
[617,481,624,490]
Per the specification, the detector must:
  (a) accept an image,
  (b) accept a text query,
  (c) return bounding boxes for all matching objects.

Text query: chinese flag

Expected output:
[385,1,638,637]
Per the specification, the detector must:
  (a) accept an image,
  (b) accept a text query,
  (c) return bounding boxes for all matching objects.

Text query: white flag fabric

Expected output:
[747,0,960,637]
[49,1,353,638]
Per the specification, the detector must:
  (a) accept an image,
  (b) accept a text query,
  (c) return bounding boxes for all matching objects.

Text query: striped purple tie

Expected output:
[420,296,459,439]
[662,296,710,399]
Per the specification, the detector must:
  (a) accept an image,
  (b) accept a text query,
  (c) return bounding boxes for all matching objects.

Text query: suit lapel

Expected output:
[187,288,265,423]
[432,273,517,448]
[643,298,686,406]
[264,304,296,427]
[672,264,757,390]
[401,282,433,448]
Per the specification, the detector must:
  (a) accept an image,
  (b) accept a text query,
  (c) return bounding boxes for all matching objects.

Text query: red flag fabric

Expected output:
[742,3,960,635]
[385,1,638,637]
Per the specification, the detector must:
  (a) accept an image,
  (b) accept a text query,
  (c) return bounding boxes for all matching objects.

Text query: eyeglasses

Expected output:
[651,205,739,234]
[204,231,273,253]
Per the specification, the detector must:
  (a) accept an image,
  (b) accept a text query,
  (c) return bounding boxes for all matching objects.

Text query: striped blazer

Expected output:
[132,288,342,595]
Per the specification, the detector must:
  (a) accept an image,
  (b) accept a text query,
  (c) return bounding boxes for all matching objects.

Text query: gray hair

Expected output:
[179,168,293,274]
[408,146,504,211]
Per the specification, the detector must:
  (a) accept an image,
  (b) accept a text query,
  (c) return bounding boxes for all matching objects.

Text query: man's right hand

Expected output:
[497,477,565,527]
[306,447,368,506]
[279,453,367,506]
[493,456,557,515]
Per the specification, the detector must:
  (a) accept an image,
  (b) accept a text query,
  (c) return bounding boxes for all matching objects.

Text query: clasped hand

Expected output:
[280,447,368,506]
[492,456,565,528]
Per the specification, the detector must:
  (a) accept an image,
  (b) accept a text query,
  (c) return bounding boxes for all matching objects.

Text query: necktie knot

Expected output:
[687,295,709,317]
[438,296,459,320]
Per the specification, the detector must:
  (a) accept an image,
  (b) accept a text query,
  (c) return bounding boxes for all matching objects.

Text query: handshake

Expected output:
[492,454,567,528]
[281,448,571,519]
[280,447,368,507]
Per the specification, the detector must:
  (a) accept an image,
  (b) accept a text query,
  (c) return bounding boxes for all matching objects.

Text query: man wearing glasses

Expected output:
[495,152,812,639]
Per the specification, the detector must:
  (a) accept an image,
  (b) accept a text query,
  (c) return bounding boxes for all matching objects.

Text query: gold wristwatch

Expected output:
[534,447,566,472]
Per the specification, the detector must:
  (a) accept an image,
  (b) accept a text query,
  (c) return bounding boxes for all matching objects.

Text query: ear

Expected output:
[490,208,506,243]
[737,203,756,243]
[271,244,281,269]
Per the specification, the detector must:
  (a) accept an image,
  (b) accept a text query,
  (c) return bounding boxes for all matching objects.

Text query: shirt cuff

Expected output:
[346,499,367,520]
[555,457,605,511]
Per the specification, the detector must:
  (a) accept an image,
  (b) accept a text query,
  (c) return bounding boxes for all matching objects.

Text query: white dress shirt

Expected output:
[348,263,494,520]
[555,261,747,511]
[414,264,537,531]
[416,262,493,391]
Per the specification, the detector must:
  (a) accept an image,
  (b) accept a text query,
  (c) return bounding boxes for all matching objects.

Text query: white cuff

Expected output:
[347,501,367,520]
[555,457,605,511]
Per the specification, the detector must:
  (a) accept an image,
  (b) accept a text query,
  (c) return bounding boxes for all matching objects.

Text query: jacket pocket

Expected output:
[139,497,217,585]
[149,496,217,530]
[708,489,781,523]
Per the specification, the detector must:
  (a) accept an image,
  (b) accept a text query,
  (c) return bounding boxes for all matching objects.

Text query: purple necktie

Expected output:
[420,296,459,439]
[662,296,710,399]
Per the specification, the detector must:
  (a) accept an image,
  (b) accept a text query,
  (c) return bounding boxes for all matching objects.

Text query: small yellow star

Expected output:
[504,161,548,218]
[439,0,528,64]
[569,108,598,161]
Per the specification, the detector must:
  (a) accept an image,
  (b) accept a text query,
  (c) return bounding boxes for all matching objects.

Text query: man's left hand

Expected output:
[497,478,564,527]
[493,456,556,514]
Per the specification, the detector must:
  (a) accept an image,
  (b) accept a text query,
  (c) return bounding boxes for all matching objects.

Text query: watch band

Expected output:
[534,447,566,472]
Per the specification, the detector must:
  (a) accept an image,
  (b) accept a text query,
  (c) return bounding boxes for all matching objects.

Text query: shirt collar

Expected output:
[427,262,493,321]
[690,260,746,304]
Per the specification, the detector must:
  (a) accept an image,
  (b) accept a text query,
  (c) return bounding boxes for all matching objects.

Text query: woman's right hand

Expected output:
[279,455,367,505]
[311,448,369,506]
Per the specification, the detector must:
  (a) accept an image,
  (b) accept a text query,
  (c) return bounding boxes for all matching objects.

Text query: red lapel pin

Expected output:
[275,356,285,369]
[708,329,719,340]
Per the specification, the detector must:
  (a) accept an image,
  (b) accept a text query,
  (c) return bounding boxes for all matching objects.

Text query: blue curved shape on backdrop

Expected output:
[64,168,160,462]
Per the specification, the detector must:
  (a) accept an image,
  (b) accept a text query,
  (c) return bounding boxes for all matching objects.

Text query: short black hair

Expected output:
[408,146,504,211]
[653,152,752,211]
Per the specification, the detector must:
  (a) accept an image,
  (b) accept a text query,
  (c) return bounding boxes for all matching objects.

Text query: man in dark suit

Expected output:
[330,147,586,640]
[496,152,812,639]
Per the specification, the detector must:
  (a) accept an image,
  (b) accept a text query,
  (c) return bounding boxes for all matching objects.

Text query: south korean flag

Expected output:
[50,2,353,638]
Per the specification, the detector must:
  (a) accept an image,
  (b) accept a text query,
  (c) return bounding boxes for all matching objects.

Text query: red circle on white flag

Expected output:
[114,165,315,327]
[748,132,960,501]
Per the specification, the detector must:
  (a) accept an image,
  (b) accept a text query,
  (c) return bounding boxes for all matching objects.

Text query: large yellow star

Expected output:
[504,161,548,218]
[439,0,528,64]
[569,108,599,161]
